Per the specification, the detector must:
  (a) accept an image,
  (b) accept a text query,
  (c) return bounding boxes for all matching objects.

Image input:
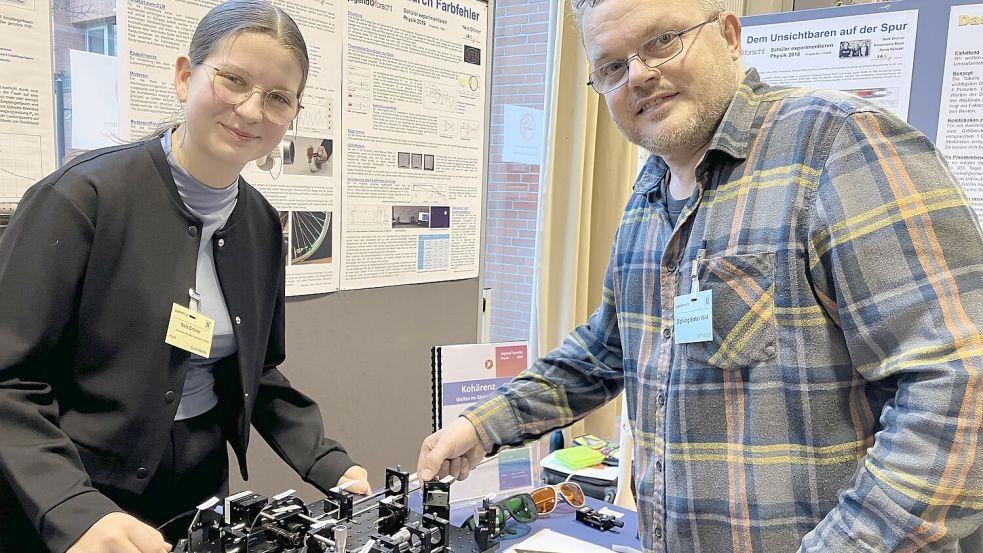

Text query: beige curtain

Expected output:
[531,3,638,445]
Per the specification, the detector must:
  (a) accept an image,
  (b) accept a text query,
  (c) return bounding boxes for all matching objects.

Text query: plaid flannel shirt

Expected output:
[464,70,983,552]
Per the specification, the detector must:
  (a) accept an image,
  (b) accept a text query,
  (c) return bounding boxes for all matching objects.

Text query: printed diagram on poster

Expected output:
[0,134,43,199]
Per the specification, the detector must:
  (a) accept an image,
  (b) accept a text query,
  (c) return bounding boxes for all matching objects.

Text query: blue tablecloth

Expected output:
[409,491,641,550]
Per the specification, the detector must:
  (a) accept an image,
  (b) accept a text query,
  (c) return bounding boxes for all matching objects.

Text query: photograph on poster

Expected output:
[278,211,290,266]
[291,211,332,265]
[424,154,435,171]
[411,153,423,170]
[839,39,871,58]
[430,206,450,229]
[278,137,333,177]
[392,205,430,228]
[397,151,410,168]
[254,138,295,179]
[463,45,481,65]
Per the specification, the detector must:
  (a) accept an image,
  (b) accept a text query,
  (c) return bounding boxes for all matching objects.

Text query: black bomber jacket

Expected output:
[0,139,354,552]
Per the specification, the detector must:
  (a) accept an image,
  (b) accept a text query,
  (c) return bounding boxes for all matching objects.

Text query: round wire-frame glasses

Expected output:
[199,63,303,125]
[586,14,721,94]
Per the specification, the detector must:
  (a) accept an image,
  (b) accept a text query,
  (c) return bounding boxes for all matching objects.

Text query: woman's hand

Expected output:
[68,512,171,553]
[335,465,372,495]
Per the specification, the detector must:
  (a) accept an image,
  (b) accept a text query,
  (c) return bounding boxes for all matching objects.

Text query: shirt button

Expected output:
[657,393,666,406]
[164,391,175,403]
[666,262,676,273]
[235,316,242,325]
[655,526,663,539]
[136,467,149,479]
[188,226,198,237]
[656,460,663,472]
[218,238,225,247]
[764,344,776,358]
[662,328,672,339]
[244,392,249,399]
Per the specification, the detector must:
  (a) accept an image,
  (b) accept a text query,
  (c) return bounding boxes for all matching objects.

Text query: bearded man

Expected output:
[418,1,983,551]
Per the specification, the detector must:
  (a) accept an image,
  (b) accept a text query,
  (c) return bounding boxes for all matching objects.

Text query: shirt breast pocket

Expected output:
[684,252,778,370]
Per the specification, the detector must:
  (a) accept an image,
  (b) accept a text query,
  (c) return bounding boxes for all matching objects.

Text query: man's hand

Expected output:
[68,512,171,553]
[417,416,488,482]
[335,465,371,495]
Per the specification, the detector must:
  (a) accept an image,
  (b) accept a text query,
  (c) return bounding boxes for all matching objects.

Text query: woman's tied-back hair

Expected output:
[189,0,310,97]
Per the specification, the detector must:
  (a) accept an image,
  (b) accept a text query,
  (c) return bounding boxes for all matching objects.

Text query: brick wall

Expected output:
[484,0,550,343]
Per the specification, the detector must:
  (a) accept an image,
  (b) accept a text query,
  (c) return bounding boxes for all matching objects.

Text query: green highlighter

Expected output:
[555,445,606,470]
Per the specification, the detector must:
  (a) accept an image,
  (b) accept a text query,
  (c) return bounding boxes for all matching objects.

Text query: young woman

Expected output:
[0,1,368,551]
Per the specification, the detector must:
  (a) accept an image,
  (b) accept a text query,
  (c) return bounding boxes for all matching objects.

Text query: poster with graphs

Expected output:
[340,0,487,290]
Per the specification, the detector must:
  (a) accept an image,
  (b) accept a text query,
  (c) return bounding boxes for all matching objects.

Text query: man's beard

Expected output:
[620,69,740,157]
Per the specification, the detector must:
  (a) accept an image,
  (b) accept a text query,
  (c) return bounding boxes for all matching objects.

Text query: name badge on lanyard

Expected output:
[673,243,713,344]
[164,288,215,357]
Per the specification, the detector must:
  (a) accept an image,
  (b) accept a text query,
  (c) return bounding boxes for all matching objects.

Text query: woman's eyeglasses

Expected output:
[199,63,303,125]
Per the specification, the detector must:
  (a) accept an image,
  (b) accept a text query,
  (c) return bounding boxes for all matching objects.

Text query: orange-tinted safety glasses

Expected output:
[529,482,586,514]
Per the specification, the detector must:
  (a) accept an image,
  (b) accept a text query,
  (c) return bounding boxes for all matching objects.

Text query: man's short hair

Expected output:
[571,0,726,32]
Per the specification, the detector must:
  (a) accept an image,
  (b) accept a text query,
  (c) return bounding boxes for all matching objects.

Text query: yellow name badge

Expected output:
[164,303,215,358]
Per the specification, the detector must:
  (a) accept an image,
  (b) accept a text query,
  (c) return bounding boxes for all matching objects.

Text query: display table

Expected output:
[409,490,641,550]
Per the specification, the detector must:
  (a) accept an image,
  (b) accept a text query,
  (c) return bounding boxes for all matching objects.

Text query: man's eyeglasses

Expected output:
[199,63,303,125]
[587,14,721,94]
[573,0,599,7]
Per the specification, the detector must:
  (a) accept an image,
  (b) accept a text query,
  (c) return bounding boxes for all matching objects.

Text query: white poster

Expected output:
[117,0,213,141]
[340,0,487,290]
[241,0,344,296]
[741,10,918,120]
[70,50,120,151]
[118,0,342,295]
[936,6,983,227]
[0,0,56,202]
